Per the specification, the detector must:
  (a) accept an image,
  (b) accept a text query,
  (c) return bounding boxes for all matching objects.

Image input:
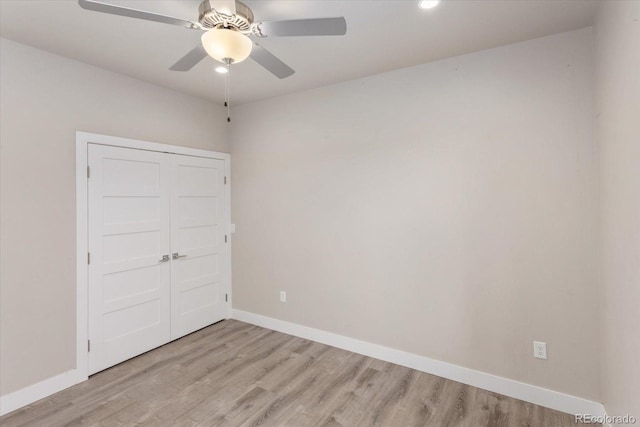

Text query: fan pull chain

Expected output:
[224,60,231,123]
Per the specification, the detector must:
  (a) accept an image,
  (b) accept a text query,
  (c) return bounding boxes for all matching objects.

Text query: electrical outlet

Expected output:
[533,341,547,359]
[280,291,286,303]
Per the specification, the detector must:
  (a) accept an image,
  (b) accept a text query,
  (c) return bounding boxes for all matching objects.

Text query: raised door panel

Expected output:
[88,144,171,374]
[170,155,228,339]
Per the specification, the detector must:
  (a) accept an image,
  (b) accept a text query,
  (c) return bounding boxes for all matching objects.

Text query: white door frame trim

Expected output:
[76,131,231,382]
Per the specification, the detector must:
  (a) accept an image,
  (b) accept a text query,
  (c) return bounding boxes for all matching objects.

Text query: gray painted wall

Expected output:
[595,0,640,420]
[230,28,600,400]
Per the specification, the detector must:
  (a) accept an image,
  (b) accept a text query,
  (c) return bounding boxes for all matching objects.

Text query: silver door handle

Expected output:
[159,254,170,262]
[172,253,187,260]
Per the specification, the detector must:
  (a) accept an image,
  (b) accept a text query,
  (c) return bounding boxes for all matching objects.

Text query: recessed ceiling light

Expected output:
[215,66,229,74]
[419,0,440,9]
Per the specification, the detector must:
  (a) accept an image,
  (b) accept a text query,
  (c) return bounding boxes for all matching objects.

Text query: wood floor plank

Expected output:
[237,349,359,427]
[282,354,371,425]
[390,371,439,426]
[355,365,416,426]
[321,366,385,426]
[0,320,589,427]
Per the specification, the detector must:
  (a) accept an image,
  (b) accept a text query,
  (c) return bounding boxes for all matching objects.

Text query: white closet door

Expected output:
[170,154,228,339]
[88,144,171,374]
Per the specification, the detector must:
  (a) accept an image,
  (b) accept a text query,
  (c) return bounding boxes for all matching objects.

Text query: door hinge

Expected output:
[225,235,228,243]
[88,340,91,352]
[225,293,228,302]
[87,166,90,178]
[88,252,91,264]
[224,176,227,185]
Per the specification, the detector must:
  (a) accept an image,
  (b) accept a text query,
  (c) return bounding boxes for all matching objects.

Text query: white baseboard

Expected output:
[0,369,85,416]
[0,313,608,420]
[232,309,607,418]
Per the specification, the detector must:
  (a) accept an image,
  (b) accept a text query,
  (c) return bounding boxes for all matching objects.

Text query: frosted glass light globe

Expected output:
[201,28,253,64]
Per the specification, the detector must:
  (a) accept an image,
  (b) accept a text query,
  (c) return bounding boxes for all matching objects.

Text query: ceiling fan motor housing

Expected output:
[199,0,254,31]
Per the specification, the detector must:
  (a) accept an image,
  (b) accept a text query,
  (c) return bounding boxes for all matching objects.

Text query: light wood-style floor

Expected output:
[1,320,583,426]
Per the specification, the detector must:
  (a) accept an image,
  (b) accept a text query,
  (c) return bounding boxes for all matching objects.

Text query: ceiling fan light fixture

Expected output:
[419,0,440,9]
[215,66,229,74]
[201,28,253,64]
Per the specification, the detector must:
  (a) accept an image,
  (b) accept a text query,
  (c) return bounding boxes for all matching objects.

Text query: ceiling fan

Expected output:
[78,0,347,79]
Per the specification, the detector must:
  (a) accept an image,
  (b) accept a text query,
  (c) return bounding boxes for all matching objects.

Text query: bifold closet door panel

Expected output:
[170,155,228,339]
[88,144,172,375]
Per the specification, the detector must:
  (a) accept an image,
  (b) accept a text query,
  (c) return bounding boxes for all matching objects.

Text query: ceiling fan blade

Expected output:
[207,0,236,17]
[78,0,197,28]
[169,45,208,72]
[255,17,347,37]
[250,43,295,79]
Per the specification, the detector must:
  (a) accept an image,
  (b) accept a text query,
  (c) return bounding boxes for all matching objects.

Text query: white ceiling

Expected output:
[0,0,598,105]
